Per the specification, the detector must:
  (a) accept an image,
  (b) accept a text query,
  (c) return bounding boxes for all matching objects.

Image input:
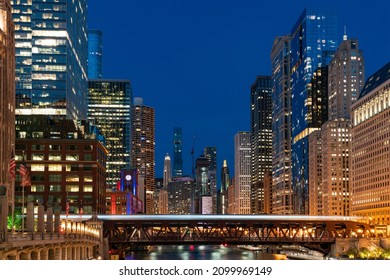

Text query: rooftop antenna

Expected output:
[191,133,196,178]
[343,25,348,41]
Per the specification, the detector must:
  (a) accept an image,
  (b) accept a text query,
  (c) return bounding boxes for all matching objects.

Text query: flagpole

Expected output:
[21,151,25,233]
[11,144,15,233]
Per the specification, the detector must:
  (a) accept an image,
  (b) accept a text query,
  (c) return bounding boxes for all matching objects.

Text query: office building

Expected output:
[351,62,390,225]
[167,177,194,214]
[88,80,132,189]
[173,127,183,177]
[290,7,338,214]
[235,132,251,214]
[321,38,364,216]
[195,155,210,214]
[12,0,88,120]
[218,160,230,214]
[250,76,272,214]
[88,30,103,79]
[204,146,217,214]
[270,36,293,215]
[14,116,107,214]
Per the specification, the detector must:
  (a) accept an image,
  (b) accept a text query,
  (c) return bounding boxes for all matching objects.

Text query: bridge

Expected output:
[97,214,371,253]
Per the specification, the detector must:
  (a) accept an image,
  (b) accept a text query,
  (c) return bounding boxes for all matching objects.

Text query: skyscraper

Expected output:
[88,80,132,189]
[12,0,88,120]
[195,155,211,214]
[235,132,251,214]
[204,146,217,214]
[172,127,183,177]
[270,36,293,215]
[0,0,15,229]
[218,160,230,214]
[88,30,103,79]
[131,97,155,214]
[163,153,172,187]
[250,76,272,214]
[290,7,338,214]
[321,38,364,216]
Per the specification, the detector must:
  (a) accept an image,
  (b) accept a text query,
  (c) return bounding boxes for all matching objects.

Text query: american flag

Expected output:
[18,164,31,187]
[9,150,16,179]
[66,199,70,217]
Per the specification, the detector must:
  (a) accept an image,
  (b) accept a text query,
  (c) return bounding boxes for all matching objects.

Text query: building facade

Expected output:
[290,7,338,214]
[88,29,103,79]
[12,0,88,120]
[204,146,217,214]
[0,0,15,217]
[218,159,230,214]
[250,76,272,214]
[351,62,390,225]
[235,132,251,214]
[88,80,132,189]
[163,153,171,187]
[167,177,194,214]
[14,116,107,214]
[270,36,293,215]
[131,97,155,214]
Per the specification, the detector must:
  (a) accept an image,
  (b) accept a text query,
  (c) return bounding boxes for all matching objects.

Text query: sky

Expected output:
[88,0,390,179]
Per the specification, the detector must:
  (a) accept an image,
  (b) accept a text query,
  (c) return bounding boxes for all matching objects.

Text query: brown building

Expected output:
[0,0,15,214]
[14,116,107,214]
[106,190,143,215]
[351,62,390,226]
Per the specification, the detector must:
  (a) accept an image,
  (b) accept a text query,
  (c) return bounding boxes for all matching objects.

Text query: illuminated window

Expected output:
[32,154,44,161]
[49,154,61,161]
[83,185,93,192]
[49,185,61,192]
[83,176,93,182]
[31,185,45,192]
[31,164,45,171]
[66,154,79,161]
[66,175,79,182]
[66,185,79,192]
[48,164,62,171]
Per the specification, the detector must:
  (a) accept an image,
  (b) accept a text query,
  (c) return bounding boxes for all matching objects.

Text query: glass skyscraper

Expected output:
[88,29,103,79]
[11,0,88,120]
[290,7,338,214]
[172,127,183,177]
[88,80,132,189]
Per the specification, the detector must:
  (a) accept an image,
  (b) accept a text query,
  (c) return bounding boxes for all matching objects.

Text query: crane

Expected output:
[191,133,196,178]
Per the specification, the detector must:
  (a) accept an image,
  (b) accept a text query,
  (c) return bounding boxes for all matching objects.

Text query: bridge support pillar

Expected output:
[26,202,34,232]
[46,207,53,233]
[37,204,44,233]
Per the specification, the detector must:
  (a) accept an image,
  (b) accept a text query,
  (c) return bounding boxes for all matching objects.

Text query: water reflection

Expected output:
[125,245,286,260]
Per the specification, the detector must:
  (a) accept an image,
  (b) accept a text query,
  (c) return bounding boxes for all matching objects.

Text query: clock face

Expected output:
[125,174,132,181]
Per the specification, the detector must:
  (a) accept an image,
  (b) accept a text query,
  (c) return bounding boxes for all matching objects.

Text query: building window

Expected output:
[48,164,62,171]
[66,185,79,192]
[83,164,92,171]
[31,164,45,171]
[66,145,79,151]
[49,174,62,182]
[49,144,61,151]
[49,185,61,192]
[83,176,93,182]
[66,154,79,161]
[32,153,44,161]
[83,185,93,192]
[84,145,93,151]
[49,154,61,161]
[66,164,79,171]
[32,144,45,150]
[84,154,92,161]
[31,185,45,192]
[66,175,79,182]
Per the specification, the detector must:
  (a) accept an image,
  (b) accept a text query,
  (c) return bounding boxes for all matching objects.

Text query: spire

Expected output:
[343,25,348,41]
[223,160,227,168]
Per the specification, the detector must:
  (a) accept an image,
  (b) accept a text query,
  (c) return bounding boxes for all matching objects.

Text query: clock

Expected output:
[125,174,132,181]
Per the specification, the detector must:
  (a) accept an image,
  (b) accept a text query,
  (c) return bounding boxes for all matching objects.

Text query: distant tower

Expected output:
[204,147,217,214]
[173,127,183,177]
[163,154,172,187]
[218,160,230,214]
[235,132,251,214]
[88,30,103,79]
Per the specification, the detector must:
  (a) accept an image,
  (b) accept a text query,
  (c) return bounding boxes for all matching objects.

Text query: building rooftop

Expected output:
[359,61,390,99]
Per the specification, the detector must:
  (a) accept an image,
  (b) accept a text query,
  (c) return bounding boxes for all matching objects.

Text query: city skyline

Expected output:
[88,0,390,178]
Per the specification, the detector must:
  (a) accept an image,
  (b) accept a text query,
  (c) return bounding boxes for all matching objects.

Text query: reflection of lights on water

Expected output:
[178,245,184,251]
[189,245,195,251]
[198,245,205,250]
[180,252,190,260]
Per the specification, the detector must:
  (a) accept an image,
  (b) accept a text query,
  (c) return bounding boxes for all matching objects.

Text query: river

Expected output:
[125,245,287,260]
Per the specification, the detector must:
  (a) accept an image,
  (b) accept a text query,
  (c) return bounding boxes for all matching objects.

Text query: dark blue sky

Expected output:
[88,0,390,179]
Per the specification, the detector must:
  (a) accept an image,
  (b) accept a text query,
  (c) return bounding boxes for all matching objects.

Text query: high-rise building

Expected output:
[167,177,194,214]
[235,132,251,214]
[351,62,390,225]
[173,127,183,177]
[321,38,364,217]
[163,153,172,187]
[88,30,103,79]
[131,97,155,214]
[12,0,88,120]
[250,76,272,214]
[270,36,293,215]
[204,146,217,214]
[88,80,132,189]
[0,0,15,230]
[218,160,230,214]
[290,7,338,214]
